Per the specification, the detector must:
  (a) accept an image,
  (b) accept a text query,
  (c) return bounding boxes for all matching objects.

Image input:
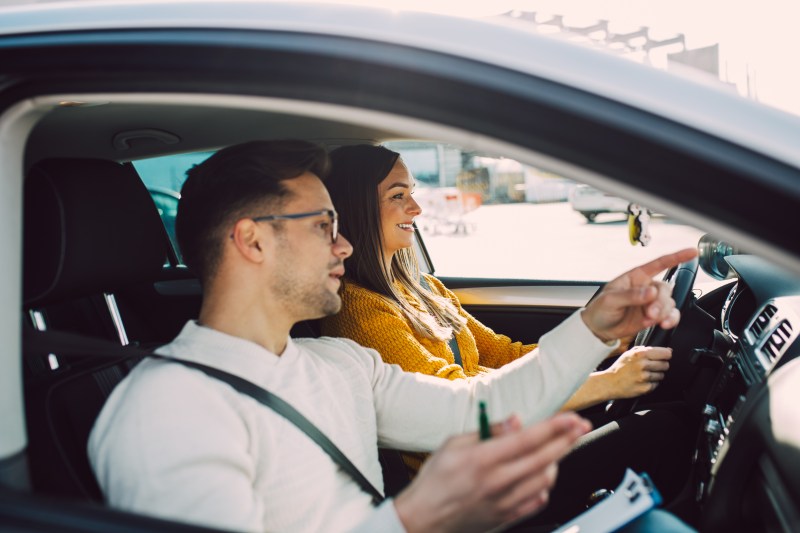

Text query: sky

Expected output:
[333,0,800,118]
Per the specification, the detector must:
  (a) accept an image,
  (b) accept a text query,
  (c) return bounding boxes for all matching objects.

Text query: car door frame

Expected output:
[2,16,800,533]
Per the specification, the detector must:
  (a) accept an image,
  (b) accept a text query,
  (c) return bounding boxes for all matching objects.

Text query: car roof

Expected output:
[2,0,799,170]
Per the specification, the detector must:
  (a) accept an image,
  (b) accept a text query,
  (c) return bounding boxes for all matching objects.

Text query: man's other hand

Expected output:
[394,413,591,533]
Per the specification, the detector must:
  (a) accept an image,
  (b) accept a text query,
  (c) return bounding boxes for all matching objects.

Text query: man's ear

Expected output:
[230,218,267,263]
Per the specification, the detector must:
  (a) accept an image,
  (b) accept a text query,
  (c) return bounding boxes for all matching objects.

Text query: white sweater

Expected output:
[88,312,615,532]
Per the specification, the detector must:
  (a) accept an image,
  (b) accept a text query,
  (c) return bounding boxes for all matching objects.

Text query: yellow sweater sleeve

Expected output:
[320,282,469,380]
[424,276,537,370]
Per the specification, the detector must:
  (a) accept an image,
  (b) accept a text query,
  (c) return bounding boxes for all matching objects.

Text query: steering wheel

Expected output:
[604,256,699,419]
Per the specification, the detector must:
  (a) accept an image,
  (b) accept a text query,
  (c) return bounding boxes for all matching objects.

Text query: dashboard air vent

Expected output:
[749,304,777,338]
[760,320,794,363]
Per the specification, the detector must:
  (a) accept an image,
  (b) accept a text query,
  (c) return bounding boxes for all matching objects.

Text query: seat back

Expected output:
[22,158,169,501]
[23,158,168,308]
[25,355,141,501]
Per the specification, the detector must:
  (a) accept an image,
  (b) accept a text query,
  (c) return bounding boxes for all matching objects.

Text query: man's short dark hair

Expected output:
[176,140,330,283]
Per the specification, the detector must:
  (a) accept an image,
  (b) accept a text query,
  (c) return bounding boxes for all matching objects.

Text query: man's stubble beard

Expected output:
[271,242,343,320]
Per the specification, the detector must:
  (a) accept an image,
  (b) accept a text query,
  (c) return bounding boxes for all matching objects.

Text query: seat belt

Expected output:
[23,327,385,506]
[418,275,462,367]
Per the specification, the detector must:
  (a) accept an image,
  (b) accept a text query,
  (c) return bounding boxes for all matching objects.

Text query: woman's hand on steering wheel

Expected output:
[601,346,672,399]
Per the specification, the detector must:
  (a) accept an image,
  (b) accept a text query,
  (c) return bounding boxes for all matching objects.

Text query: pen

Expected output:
[479,401,491,440]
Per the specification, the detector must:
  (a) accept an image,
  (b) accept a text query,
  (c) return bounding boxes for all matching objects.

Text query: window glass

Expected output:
[132,151,214,260]
[132,143,720,288]
[385,141,715,285]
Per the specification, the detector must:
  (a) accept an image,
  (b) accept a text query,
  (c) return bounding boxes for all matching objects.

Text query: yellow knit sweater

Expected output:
[320,274,537,475]
[321,274,537,379]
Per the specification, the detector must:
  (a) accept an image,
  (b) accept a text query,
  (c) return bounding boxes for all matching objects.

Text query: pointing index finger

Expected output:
[633,248,697,278]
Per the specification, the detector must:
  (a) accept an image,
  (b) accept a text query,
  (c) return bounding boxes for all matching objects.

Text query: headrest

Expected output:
[24,158,169,307]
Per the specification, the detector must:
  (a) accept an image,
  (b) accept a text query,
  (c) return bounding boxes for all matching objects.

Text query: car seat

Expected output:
[22,158,168,501]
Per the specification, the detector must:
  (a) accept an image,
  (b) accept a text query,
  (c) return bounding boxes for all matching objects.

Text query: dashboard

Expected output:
[692,255,800,531]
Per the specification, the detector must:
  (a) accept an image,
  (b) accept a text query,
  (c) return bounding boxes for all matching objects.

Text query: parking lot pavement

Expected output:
[420,202,716,286]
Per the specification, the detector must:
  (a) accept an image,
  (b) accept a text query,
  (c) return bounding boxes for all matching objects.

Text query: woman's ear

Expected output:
[230,218,266,263]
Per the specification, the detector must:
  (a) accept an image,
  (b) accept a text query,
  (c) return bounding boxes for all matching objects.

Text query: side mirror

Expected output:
[698,234,741,280]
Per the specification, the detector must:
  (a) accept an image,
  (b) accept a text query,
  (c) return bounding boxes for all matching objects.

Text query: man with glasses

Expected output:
[89,140,696,533]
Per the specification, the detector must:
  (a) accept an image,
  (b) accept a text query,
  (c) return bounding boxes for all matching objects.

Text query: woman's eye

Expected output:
[317,222,330,231]
[391,193,404,200]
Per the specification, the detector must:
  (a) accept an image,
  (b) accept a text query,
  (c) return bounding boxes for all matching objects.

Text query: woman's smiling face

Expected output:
[378,158,421,262]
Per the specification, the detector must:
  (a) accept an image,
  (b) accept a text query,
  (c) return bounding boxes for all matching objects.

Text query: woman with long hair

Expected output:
[320,144,689,522]
[320,144,667,400]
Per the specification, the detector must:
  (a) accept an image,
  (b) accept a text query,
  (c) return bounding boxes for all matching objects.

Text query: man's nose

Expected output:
[334,233,353,259]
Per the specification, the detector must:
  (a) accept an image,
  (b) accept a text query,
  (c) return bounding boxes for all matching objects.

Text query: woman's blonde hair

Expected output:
[327,145,465,341]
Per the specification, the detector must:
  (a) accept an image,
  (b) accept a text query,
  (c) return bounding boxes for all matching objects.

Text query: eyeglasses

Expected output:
[252,209,339,244]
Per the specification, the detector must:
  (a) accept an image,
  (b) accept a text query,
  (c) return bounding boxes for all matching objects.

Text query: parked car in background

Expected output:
[1,2,800,532]
[569,184,631,222]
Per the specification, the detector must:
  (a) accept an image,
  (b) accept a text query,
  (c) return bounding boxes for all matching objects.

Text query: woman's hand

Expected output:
[559,346,671,411]
[601,346,671,399]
